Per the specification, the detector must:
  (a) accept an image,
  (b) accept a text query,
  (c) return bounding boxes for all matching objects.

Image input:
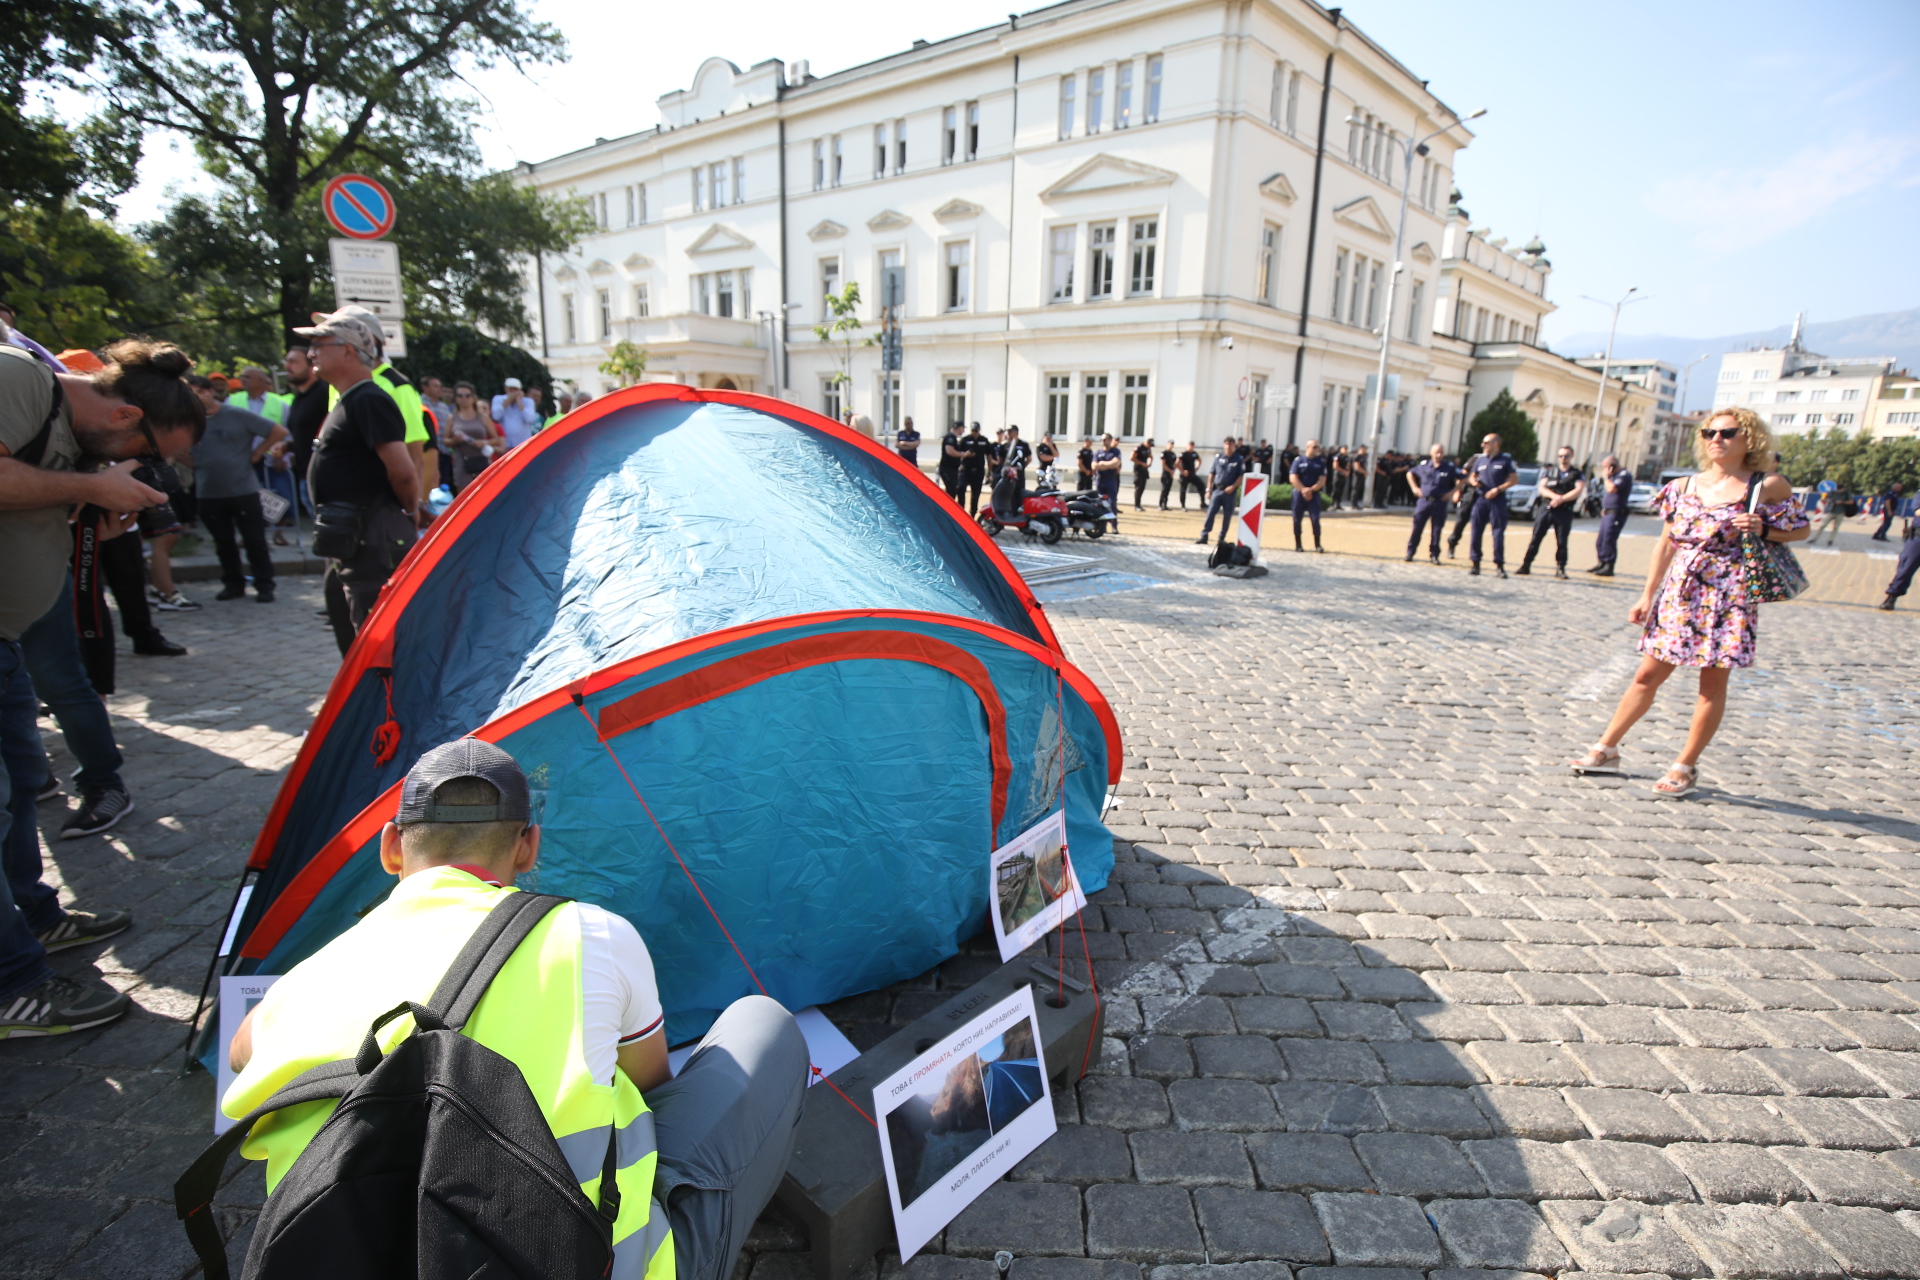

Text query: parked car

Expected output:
[1506,466,1542,514]
[1629,468,1695,515]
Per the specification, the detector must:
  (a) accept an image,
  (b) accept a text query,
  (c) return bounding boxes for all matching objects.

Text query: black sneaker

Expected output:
[255,588,276,603]
[215,586,246,601]
[1469,563,1481,576]
[1514,564,1531,576]
[34,908,132,953]
[133,633,187,657]
[1496,566,1509,579]
[60,787,134,839]
[36,777,60,803]
[0,973,132,1037]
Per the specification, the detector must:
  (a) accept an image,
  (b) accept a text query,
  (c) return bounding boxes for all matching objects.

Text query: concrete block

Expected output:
[1352,1131,1485,1198]
[1537,1200,1705,1278]
[1663,1202,1837,1280]
[1309,1192,1440,1269]
[1786,1202,1920,1278]
[1662,1141,1806,1205]
[1563,1141,1692,1203]
[1427,1198,1572,1272]
[1461,1137,1598,1201]
[1085,1184,1202,1263]
[1191,1189,1328,1265]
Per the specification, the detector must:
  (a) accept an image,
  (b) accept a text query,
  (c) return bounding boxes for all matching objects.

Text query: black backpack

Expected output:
[176,892,625,1280]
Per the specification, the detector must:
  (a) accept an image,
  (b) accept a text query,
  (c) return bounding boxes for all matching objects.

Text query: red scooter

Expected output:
[977,491,1067,544]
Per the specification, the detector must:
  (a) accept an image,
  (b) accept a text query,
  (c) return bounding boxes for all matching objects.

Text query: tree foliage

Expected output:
[1,0,137,211]
[1774,428,1920,494]
[1465,389,1539,464]
[391,322,550,403]
[814,282,864,393]
[598,339,648,388]
[0,202,174,351]
[103,0,591,352]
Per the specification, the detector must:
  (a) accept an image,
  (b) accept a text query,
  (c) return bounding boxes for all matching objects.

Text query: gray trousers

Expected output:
[649,995,809,1280]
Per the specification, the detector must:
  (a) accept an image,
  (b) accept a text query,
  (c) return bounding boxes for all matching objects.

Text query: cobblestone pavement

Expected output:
[7,535,1920,1279]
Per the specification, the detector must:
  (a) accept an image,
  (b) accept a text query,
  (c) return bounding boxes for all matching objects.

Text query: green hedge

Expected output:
[1266,483,1292,507]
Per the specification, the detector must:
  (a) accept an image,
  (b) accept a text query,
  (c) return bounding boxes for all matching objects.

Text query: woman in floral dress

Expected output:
[1570,406,1809,796]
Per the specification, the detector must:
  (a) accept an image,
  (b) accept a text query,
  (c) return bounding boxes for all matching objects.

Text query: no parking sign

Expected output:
[322,174,396,240]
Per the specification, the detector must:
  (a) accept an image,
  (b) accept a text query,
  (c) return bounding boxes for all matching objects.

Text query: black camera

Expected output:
[131,459,183,537]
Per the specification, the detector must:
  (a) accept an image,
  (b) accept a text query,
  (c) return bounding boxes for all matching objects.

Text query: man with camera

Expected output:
[0,337,204,1036]
[298,309,421,656]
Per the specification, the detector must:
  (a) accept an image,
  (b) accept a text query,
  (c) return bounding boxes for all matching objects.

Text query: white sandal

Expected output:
[1652,762,1697,798]
[1570,743,1622,776]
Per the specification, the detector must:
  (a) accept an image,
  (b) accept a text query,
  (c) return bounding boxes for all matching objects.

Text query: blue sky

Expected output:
[109,0,1918,341]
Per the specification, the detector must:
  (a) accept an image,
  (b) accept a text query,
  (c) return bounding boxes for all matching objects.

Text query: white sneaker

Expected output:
[155,590,201,612]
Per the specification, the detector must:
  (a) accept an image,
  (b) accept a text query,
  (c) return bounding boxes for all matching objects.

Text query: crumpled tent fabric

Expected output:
[221,386,1121,1044]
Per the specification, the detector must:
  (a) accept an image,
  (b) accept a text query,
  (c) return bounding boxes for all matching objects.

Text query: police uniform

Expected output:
[1884,516,1920,609]
[994,438,1032,517]
[1518,462,1584,575]
[1465,451,1517,571]
[895,424,921,468]
[1130,444,1153,509]
[1198,447,1245,542]
[1289,453,1328,550]
[1177,448,1201,508]
[1093,444,1123,513]
[1076,444,1095,493]
[1407,457,1464,561]
[938,429,965,502]
[1593,468,1633,574]
[1159,447,1177,509]
[959,428,991,512]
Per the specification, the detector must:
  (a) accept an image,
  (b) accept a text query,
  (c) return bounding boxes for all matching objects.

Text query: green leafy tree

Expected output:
[598,339,648,388]
[1,0,137,211]
[813,282,864,401]
[391,322,550,403]
[104,0,591,355]
[1465,389,1539,464]
[1776,428,1920,495]
[0,202,174,351]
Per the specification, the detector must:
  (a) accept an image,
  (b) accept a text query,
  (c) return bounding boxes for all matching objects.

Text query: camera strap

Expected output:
[13,369,66,468]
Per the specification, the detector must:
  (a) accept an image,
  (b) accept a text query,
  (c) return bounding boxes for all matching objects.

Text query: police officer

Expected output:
[1158,441,1177,510]
[1881,513,1919,610]
[1588,454,1633,576]
[1289,439,1329,552]
[959,421,990,513]
[1462,431,1518,578]
[1093,432,1124,520]
[895,416,921,469]
[1197,438,1245,544]
[993,425,1032,517]
[1177,442,1201,509]
[1516,445,1586,579]
[1130,438,1154,510]
[938,422,966,502]
[1406,442,1464,564]
[1076,439,1095,492]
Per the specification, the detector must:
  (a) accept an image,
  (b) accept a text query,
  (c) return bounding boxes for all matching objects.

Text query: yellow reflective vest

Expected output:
[326,363,429,445]
[223,867,673,1279]
[226,390,292,424]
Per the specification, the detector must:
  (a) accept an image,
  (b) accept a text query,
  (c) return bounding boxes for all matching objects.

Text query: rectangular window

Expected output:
[944,241,970,311]
[1406,280,1425,340]
[633,282,650,318]
[695,274,712,316]
[1257,224,1279,306]
[880,374,900,434]
[1083,374,1108,437]
[896,118,907,170]
[1841,388,1861,400]
[1270,63,1284,128]
[1117,61,1133,128]
[1249,377,1266,440]
[812,140,825,191]
[1337,386,1352,442]
[691,168,704,212]
[562,293,576,343]
[1349,257,1370,327]
[1319,383,1334,435]
[1121,373,1149,439]
[1804,413,1824,425]
[822,378,842,421]
[1748,391,1765,403]
[1472,306,1487,343]
[1047,374,1072,435]
[944,107,958,164]
[1332,248,1349,320]
[1058,75,1076,140]
[944,376,968,429]
[1719,369,1741,381]
[831,134,843,187]
[732,156,745,203]
[875,123,889,177]
[625,185,637,227]
[1049,226,1076,302]
[1807,389,1827,401]
[1348,113,1362,164]
[709,161,727,209]
[1128,219,1158,295]
[1087,67,1105,134]
[594,192,608,229]
[738,268,750,316]
[1752,369,1769,379]
[966,100,979,160]
[1367,261,1383,329]
[820,258,840,319]
[637,183,648,223]
[878,249,903,312]
[1886,411,1918,425]
[1087,222,1116,300]
[1776,390,1798,402]
[1146,55,1162,122]
[1834,412,1856,423]
[1286,71,1301,134]
[597,288,611,339]
[1774,413,1795,425]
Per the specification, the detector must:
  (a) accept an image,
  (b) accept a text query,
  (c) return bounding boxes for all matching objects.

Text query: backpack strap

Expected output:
[11,370,65,467]
[174,892,572,1278]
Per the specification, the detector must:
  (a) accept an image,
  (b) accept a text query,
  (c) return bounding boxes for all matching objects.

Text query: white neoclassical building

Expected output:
[515,0,1490,452]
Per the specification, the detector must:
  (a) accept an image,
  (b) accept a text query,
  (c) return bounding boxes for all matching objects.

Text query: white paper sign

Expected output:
[215,975,280,1134]
[989,811,1084,963]
[875,986,1056,1261]
[667,1004,859,1087]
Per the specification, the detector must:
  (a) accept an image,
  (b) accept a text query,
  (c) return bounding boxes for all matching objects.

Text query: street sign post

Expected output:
[322,174,396,240]
[327,239,404,319]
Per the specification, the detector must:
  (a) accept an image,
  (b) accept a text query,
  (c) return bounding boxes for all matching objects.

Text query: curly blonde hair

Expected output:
[1693,405,1774,472]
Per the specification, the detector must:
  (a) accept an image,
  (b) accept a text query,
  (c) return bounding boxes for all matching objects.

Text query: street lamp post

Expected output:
[1673,352,1710,467]
[1359,107,1485,506]
[1579,288,1648,466]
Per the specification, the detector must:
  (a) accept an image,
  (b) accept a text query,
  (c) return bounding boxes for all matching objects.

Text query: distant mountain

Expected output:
[1549,306,1920,412]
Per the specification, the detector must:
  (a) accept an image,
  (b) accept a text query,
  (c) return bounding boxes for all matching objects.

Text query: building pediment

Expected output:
[1332,195,1394,241]
[588,258,614,276]
[1259,172,1297,204]
[687,223,754,255]
[623,253,653,270]
[867,209,912,232]
[934,198,984,222]
[1040,153,1178,201]
[553,265,578,282]
[1409,241,1435,265]
[807,219,847,241]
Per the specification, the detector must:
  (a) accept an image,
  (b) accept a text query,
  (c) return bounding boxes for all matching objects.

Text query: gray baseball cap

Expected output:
[395,739,532,825]
[294,306,384,366]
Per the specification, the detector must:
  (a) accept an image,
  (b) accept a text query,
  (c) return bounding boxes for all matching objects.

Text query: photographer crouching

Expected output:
[0,338,204,1036]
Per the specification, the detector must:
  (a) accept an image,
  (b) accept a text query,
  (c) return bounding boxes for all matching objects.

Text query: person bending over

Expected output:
[225,739,808,1280]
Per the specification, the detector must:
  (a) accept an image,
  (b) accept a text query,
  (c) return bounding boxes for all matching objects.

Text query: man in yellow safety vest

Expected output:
[224,738,808,1280]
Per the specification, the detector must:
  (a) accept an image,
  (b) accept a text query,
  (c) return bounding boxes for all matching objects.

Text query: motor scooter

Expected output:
[976,466,1067,543]
[1029,467,1118,539]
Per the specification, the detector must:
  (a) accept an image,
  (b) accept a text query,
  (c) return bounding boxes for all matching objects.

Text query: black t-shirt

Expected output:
[939,431,964,471]
[309,379,408,507]
[1077,446,1095,474]
[285,380,330,473]
[960,432,991,473]
[1131,445,1152,474]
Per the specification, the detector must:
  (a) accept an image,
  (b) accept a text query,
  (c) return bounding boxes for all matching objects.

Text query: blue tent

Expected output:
[221,386,1121,1043]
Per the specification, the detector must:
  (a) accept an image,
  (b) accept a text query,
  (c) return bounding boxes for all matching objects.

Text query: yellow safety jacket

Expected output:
[226,390,292,424]
[327,363,429,445]
[223,867,673,1279]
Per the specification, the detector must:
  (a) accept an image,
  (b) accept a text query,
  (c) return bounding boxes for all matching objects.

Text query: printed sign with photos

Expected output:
[988,811,1084,963]
[874,986,1057,1261]
[215,975,279,1134]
